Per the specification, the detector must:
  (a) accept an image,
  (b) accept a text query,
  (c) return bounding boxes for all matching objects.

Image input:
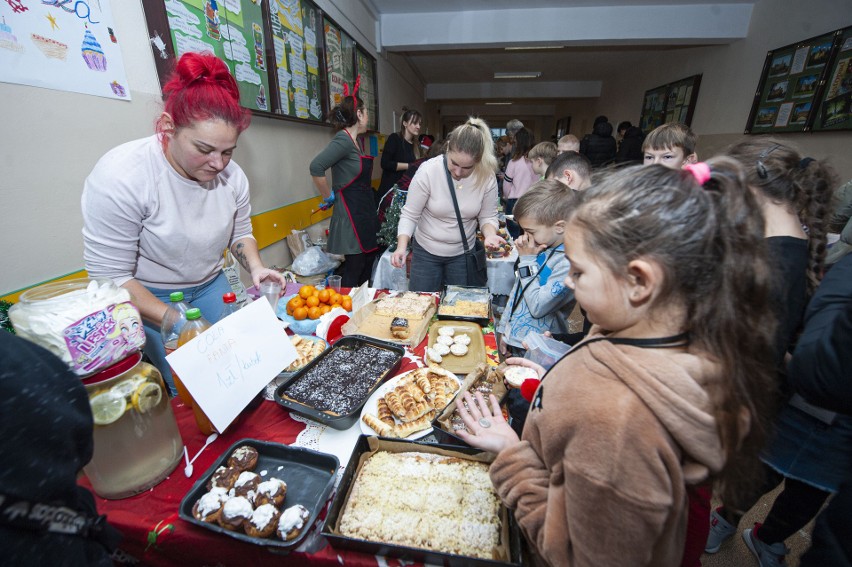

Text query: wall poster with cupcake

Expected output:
[0,0,130,100]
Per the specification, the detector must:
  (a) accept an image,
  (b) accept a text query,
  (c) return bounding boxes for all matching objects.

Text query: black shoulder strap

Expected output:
[444,154,471,255]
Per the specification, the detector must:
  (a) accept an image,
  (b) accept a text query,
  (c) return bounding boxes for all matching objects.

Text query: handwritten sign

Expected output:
[166,299,296,433]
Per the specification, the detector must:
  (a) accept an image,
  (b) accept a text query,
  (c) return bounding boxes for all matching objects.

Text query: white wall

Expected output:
[0,0,426,296]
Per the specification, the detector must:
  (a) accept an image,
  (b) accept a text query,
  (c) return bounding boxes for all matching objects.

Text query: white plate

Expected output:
[359,367,461,440]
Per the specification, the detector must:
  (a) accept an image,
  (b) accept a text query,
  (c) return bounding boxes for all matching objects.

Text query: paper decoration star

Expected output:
[46,12,60,30]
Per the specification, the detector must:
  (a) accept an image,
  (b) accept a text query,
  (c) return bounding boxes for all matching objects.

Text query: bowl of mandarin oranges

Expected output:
[277,285,353,334]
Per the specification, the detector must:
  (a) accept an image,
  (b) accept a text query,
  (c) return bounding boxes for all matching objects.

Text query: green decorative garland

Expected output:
[0,300,14,334]
[377,187,407,250]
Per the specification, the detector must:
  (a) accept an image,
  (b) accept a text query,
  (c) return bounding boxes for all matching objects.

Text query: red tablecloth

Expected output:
[80,323,500,566]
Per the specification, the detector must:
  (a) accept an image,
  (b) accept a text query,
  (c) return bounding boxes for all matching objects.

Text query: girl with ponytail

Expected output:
[82,52,286,394]
[454,161,777,566]
[391,117,506,291]
[704,140,845,566]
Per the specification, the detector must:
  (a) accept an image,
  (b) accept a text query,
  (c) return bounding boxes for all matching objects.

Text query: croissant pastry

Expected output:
[362,413,396,437]
[393,410,435,438]
[376,398,395,427]
[400,400,432,422]
[399,388,418,414]
[415,372,431,394]
[384,390,406,418]
[405,382,427,403]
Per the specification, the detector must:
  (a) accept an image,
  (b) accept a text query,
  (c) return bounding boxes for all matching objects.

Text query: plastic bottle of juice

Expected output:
[161,291,191,356]
[175,307,216,434]
[220,292,240,320]
[223,248,248,306]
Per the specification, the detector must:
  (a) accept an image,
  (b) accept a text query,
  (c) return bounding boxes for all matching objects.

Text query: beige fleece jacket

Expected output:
[490,334,724,567]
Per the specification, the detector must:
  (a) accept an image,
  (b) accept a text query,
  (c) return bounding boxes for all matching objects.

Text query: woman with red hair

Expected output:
[82,52,286,393]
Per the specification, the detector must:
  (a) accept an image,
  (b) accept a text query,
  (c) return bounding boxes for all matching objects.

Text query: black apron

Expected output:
[337,150,378,253]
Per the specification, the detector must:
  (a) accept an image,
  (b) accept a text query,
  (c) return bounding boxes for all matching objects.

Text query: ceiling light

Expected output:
[493,72,541,79]
[485,102,513,105]
[504,46,564,51]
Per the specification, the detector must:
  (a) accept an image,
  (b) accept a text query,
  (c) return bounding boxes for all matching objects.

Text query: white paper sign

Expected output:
[167,299,296,432]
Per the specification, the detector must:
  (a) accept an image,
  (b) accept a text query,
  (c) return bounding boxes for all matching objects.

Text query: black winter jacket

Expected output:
[580,121,617,167]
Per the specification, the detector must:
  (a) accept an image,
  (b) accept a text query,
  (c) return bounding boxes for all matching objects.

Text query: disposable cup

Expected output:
[327,275,342,292]
[260,280,282,309]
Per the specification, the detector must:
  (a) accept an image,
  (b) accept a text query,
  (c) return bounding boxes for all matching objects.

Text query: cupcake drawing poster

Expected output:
[0,0,130,100]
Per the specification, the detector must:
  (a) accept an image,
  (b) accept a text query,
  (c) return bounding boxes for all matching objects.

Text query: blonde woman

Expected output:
[391,118,506,291]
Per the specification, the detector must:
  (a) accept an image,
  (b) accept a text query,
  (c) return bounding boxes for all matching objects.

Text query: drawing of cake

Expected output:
[110,81,127,97]
[0,17,24,53]
[31,33,68,60]
[81,28,107,71]
[205,0,221,41]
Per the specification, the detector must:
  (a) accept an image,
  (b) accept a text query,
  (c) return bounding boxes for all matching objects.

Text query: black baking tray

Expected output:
[322,435,522,566]
[436,285,492,326]
[273,335,405,430]
[178,438,338,550]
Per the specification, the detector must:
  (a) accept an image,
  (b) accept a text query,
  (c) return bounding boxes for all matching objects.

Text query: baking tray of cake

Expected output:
[178,438,339,550]
[274,335,405,430]
[436,285,492,326]
[322,435,522,566]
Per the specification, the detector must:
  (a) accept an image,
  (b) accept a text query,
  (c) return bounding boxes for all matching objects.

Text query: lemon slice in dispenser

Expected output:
[131,382,163,414]
[90,390,128,425]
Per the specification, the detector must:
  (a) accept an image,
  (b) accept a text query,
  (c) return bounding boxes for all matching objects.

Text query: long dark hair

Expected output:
[726,138,836,291]
[399,107,423,159]
[567,160,777,510]
[511,127,534,160]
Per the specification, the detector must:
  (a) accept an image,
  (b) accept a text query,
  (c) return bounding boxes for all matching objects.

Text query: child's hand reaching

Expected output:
[455,392,520,454]
[514,233,546,256]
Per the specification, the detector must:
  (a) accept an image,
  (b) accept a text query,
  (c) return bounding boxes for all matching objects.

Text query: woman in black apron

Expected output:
[310,94,378,287]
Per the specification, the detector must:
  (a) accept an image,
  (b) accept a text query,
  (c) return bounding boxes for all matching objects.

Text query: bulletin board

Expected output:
[745,26,852,134]
[813,26,852,131]
[266,0,322,120]
[141,0,379,128]
[639,75,702,132]
[322,17,354,110]
[356,46,377,131]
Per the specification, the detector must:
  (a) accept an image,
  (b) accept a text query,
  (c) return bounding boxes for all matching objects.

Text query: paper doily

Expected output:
[290,413,325,451]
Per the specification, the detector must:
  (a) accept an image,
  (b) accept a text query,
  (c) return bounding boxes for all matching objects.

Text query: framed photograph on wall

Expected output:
[639,75,702,132]
[745,27,846,133]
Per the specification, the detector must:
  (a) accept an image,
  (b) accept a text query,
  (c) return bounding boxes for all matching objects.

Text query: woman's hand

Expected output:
[390,248,407,268]
[390,235,410,268]
[251,267,287,290]
[483,232,507,251]
[455,392,520,454]
[505,356,545,378]
[514,233,545,256]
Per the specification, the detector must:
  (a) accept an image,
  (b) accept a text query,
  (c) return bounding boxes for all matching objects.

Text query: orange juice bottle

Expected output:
[175,307,216,434]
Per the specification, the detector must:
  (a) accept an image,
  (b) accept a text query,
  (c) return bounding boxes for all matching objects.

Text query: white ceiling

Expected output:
[363,0,757,105]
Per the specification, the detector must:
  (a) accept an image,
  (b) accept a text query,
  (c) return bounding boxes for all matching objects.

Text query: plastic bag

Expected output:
[291,246,340,276]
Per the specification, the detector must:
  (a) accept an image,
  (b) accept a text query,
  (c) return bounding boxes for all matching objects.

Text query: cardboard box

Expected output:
[323,436,522,566]
[341,296,436,347]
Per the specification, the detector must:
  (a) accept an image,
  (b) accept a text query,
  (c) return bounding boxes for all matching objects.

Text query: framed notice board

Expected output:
[141,0,379,128]
[745,27,851,133]
[356,47,378,131]
[267,0,323,120]
[639,75,702,132]
[813,26,852,131]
